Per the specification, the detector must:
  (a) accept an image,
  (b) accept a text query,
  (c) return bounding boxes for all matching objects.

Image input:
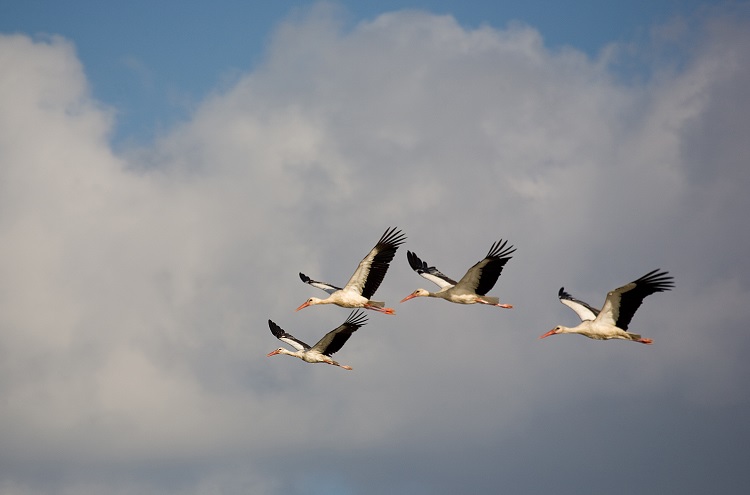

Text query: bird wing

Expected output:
[406,250,457,289]
[311,310,368,356]
[345,227,406,300]
[598,269,674,330]
[558,287,600,321]
[299,272,342,295]
[268,319,311,351]
[454,240,515,295]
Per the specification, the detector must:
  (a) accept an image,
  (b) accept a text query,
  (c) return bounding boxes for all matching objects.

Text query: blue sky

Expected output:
[2,0,710,146]
[1,1,749,495]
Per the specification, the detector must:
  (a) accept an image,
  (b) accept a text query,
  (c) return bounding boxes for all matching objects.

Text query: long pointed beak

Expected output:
[539,329,557,340]
[400,294,416,303]
[295,301,310,312]
[267,350,280,357]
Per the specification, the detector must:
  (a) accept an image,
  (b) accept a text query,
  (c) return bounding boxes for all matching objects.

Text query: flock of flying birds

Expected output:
[266,227,675,370]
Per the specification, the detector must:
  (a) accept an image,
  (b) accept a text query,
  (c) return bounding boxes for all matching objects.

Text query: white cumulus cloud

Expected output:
[1,5,749,494]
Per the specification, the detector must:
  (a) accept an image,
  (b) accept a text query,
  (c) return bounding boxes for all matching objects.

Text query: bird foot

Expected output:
[365,305,395,315]
[341,365,353,370]
[638,338,653,345]
[495,303,513,309]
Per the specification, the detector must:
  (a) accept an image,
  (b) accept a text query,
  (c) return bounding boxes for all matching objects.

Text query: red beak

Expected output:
[295,301,310,312]
[267,350,280,357]
[539,329,557,340]
[400,293,416,303]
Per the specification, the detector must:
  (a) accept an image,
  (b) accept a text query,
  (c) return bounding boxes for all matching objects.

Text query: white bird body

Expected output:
[401,239,515,308]
[266,310,367,370]
[297,227,406,314]
[299,287,383,309]
[271,347,333,364]
[407,287,502,305]
[540,269,674,344]
[549,319,641,341]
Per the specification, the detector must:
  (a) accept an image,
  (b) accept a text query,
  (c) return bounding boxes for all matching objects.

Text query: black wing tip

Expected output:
[406,250,426,271]
[558,287,571,299]
[345,309,369,328]
[487,239,516,259]
[299,272,311,283]
[379,227,407,248]
[268,319,284,337]
[637,269,675,291]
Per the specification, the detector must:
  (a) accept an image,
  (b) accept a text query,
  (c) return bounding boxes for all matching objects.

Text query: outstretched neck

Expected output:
[279,348,305,359]
[312,297,335,305]
[416,289,438,298]
[557,325,574,334]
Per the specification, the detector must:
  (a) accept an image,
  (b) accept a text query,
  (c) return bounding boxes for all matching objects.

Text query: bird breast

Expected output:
[442,290,478,304]
[331,289,369,307]
[301,351,327,364]
[578,321,630,340]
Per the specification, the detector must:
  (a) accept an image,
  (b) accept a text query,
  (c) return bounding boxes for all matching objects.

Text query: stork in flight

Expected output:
[400,239,516,308]
[266,310,367,370]
[539,269,674,344]
[296,227,406,314]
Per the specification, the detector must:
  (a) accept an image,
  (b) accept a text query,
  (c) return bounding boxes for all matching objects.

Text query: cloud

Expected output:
[1,4,750,494]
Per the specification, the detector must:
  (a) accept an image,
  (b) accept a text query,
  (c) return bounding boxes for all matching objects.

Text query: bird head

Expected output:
[400,288,429,303]
[295,297,322,311]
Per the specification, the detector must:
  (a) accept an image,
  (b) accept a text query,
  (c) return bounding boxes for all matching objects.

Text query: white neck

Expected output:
[279,348,305,359]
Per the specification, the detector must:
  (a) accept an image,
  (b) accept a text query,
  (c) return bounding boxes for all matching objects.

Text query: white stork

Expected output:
[539,269,674,344]
[400,239,516,308]
[266,310,367,370]
[296,227,406,315]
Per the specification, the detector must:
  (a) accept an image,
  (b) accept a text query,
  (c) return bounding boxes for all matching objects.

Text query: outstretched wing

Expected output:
[599,269,674,330]
[299,272,342,295]
[558,287,600,321]
[346,227,407,300]
[268,320,311,351]
[312,310,368,356]
[406,250,457,289]
[455,240,515,296]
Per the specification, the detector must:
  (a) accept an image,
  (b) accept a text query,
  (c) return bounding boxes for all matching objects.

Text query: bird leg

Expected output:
[328,359,353,370]
[366,304,395,315]
[476,298,513,309]
[637,338,653,345]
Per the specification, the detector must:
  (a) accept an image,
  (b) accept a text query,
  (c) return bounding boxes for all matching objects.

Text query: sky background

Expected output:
[1,1,749,494]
